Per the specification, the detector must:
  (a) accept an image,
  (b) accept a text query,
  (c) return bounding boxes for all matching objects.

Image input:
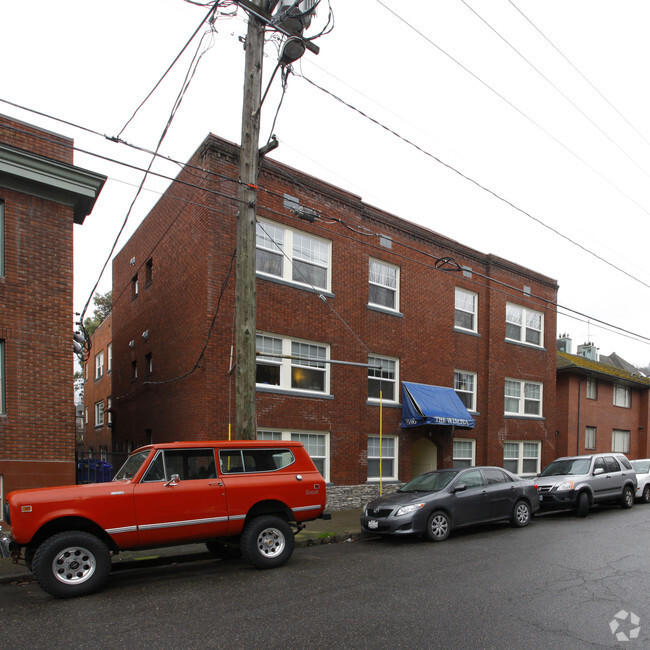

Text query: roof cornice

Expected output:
[0,143,106,224]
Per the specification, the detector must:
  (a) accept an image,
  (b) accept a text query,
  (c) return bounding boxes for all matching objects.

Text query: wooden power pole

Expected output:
[235,0,265,439]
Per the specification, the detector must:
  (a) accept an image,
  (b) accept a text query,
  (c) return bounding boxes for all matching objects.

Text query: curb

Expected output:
[0,531,365,586]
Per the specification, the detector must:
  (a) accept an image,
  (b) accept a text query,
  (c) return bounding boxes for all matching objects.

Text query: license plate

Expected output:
[367,519,379,530]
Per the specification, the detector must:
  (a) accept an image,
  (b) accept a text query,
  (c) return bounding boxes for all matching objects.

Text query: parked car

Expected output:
[361,466,540,542]
[630,459,650,503]
[1,440,328,598]
[536,453,636,517]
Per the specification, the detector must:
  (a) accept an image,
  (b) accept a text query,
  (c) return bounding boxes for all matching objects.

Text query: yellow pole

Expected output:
[379,387,383,495]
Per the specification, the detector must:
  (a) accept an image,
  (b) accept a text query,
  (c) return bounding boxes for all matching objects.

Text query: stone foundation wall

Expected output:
[326,483,403,511]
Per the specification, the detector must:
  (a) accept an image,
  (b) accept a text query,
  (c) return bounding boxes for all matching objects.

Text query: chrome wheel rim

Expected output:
[516,504,529,525]
[430,515,449,538]
[643,486,650,503]
[625,489,634,507]
[256,527,286,558]
[52,546,97,585]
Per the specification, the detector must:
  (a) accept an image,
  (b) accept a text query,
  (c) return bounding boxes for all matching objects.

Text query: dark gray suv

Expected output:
[536,453,636,517]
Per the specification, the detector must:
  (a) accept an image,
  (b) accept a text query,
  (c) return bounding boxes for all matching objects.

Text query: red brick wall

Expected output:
[111,134,559,485]
[0,113,73,164]
[0,126,77,496]
[557,372,650,459]
[82,314,113,453]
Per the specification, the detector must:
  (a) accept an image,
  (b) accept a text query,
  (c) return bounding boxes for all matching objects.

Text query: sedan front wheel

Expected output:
[425,511,451,542]
[511,500,531,527]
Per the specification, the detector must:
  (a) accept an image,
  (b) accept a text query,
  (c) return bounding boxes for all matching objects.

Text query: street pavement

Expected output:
[0,508,364,585]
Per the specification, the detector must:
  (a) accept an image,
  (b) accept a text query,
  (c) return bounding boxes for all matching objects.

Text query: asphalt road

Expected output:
[2,505,649,649]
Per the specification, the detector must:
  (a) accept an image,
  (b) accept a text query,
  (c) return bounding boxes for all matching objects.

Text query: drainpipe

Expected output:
[576,377,585,454]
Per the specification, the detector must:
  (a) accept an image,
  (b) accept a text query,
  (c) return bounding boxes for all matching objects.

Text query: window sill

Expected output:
[453,327,480,337]
[256,272,334,298]
[367,304,404,318]
[366,399,401,408]
[504,339,546,351]
[503,415,546,421]
[256,385,334,400]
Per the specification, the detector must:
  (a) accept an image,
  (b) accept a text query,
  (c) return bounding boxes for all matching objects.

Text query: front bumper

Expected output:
[0,526,13,559]
[538,490,577,510]
[360,511,425,536]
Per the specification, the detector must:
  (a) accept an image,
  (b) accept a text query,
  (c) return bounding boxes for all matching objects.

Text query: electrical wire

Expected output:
[293,71,650,291]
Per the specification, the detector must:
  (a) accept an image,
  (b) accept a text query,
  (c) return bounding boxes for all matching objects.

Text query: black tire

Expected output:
[641,485,650,504]
[621,486,634,509]
[31,531,111,598]
[206,540,242,560]
[240,515,294,569]
[511,500,531,528]
[425,511,451,542]
[575,491,589,517]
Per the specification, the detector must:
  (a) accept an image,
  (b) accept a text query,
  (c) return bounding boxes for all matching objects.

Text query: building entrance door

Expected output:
[411,437,438,479]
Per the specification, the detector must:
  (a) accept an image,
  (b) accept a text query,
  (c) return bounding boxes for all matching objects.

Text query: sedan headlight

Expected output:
[395,503,425,517]
[555,480,575,491]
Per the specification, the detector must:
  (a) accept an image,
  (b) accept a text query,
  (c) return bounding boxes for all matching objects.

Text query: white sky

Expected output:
[2,0,649,366]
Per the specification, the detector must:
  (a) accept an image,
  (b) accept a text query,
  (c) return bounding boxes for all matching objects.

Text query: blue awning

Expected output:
[401,382,475,429]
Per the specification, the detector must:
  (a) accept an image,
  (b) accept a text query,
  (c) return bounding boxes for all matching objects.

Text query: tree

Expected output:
[83,291,112,336]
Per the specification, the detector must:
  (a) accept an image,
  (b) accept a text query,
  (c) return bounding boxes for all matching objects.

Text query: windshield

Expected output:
[399,470,459,493]
[631,460,650,474]
[539,458,591,477]
[113,450,151,481]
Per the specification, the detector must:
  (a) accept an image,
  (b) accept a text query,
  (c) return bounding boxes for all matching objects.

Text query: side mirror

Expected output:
[453,484,467,493]
[593,467,604,476]
[165,473,181,486]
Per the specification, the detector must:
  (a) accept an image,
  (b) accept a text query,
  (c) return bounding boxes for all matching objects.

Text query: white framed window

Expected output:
[368,258,399,311]
[454,370,477,412]
[368,355,399,402]
[95,350,105,380]
[367,435,398,481]
[257,429,329,481]
[256,333,330,394]
[453,439,475,468]
[256,218,331,291]
[613,384,630,408]
[84,406,89,425]
[94,400,104,427]
[612,429,630,453]
[503,441,540,476]
[107,396,113,427]
[585,426,596,450]
[505,303,544,347]
[455,288,478,332]
[505,379,543,417]
[107,343,113,373]
[586,377,597,399]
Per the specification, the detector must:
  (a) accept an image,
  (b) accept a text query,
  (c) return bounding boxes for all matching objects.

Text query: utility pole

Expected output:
[235,0,265,439]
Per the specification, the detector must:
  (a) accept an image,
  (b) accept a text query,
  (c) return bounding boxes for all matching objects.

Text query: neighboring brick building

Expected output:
[111,133,558,503]
[81,313,113,460]
[556,341,650,459]
[0,114,105,501]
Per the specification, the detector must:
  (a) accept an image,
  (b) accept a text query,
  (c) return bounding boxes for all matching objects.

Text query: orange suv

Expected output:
[1,440,328,597]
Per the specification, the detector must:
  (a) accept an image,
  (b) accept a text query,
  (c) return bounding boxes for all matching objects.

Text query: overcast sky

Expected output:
[2,0,649,366]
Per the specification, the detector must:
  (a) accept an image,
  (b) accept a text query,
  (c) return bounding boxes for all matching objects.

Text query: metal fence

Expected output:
[75,451,128,484]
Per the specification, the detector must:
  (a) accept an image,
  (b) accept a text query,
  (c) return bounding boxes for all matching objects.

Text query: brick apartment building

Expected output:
[556,339,650,459]
[0,114,105,500]
[81,312,113,460]
[109,133,558,503]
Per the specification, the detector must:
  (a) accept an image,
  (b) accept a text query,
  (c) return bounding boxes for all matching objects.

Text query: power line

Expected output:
[294,71,650,290]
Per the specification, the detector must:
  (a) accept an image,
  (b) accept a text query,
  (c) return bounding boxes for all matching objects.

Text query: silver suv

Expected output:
[536,453,636,517]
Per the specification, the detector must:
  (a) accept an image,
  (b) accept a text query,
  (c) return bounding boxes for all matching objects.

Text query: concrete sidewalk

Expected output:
[0,509,364,585]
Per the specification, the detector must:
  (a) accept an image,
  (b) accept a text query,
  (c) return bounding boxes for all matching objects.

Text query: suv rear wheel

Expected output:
[241,515,294,569]
[621,486,634,509]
